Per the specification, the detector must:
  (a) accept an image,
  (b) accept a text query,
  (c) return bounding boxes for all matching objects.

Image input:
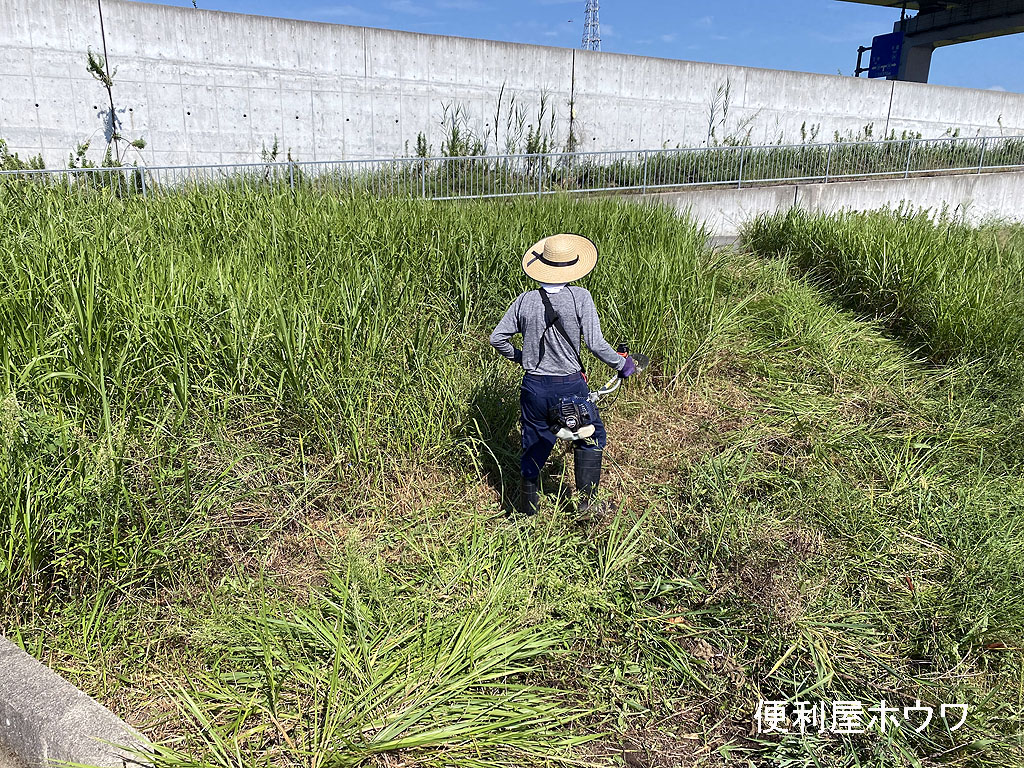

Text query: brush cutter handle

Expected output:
[588,352,650,404]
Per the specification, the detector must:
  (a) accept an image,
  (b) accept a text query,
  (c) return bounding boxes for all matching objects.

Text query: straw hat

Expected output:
[522,233,599,283]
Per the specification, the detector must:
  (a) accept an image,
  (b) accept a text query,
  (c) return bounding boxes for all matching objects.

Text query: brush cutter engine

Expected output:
[549,396,599,441]
[548,345,651,442]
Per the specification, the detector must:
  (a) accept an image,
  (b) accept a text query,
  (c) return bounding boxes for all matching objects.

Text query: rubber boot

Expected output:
[520,475,540,516]
[574,448,605,519]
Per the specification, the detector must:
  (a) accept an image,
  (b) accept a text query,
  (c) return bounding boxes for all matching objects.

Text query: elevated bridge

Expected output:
[840,0,1024,81]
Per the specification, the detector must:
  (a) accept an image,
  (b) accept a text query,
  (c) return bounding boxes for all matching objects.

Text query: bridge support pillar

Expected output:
[889,0,1024,83]
[898,41,934,83]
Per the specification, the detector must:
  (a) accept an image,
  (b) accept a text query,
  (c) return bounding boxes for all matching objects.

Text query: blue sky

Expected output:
[131,0,1023,92]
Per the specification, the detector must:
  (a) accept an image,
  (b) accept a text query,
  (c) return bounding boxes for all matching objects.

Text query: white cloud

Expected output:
[988,85,1007,91]
[694,15,713,28]
[659,33,677,43]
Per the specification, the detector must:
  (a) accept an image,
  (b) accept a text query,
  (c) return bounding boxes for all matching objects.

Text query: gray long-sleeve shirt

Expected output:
[489,286,625,376]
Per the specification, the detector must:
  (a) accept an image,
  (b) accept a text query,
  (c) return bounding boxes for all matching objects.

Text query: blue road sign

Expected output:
[868,31,903,78]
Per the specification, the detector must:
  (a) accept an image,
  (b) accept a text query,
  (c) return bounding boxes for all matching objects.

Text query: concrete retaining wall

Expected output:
[0,637,148,768]
[2,0,1024,168]
[796,171,1024,222]
[648,171,1024,237]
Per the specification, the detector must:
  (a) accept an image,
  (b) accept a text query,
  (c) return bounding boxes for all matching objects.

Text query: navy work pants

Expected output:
[520,372,606,480]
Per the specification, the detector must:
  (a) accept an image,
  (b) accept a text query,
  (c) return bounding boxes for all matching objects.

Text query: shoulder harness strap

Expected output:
[537,289,584,373]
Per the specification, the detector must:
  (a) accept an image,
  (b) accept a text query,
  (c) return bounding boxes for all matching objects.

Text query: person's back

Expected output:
[490,285,624,377]
[489,234,636,517]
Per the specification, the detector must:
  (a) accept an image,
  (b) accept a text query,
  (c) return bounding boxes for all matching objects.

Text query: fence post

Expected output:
[904,138,915,179]
[421,157,427,199]
[824,143,833,183]
[139,166,148,197]
[977,136,988,174]
[289,162,295,191]
[641,150,650,194]
[536,154,543,198]
[737,146,746,189]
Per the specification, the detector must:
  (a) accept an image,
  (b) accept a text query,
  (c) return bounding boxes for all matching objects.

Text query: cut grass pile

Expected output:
[1,187,1023,767]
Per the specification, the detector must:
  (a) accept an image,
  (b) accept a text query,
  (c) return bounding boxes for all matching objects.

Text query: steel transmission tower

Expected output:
[582,0,601,51]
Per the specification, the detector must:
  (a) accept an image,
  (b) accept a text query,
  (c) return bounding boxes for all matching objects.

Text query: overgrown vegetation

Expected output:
[0,138,44,171]
[2,188,1023,767]
[744,208,1024,378]
[414,88,561,159]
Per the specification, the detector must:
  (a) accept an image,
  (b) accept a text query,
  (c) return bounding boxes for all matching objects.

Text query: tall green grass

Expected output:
[0,187,728,764]
[5,185,1024,767]
[743,208,1024,375]
[0,184,722,612]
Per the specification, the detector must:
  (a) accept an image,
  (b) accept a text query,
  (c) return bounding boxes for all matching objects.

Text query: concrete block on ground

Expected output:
[0,637,150,768]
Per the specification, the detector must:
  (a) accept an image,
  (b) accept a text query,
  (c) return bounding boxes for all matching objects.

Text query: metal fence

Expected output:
[3,134,1024,200]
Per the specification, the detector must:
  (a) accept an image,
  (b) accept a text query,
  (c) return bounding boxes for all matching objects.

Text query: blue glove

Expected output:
[619,355,637,378]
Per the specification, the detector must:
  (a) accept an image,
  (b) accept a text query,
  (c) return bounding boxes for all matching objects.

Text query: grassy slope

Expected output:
[743,208,1024,373]
[1,188,1023,767]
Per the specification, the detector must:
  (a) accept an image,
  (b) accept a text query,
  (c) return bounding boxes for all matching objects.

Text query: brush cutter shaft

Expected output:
[589,352,649,404]
[589,375,621,404]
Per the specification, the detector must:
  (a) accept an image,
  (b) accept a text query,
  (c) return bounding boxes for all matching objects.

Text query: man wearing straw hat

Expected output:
[490,233,637,517]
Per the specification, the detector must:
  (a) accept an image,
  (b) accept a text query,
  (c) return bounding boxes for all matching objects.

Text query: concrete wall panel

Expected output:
[794,172,1024,222]
[35,89,79,143]
[0,46,30,78]
[341,85,374,159]
[427,34,460,87]
[651,184,799,236]
[311,90,346,159]
[22,0,74,50]
[366,28,403,81]
[450,38,484,88]
[3,0,1024,168]
[26,47,72,80]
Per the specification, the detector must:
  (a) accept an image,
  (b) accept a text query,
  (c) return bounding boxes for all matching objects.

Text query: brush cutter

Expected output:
[549,344,651,442]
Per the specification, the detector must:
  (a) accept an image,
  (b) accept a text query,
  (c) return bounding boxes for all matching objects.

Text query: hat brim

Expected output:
[522,234,599,283]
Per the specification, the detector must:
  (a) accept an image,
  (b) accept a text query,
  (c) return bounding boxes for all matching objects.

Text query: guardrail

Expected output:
[3,135,1024,199]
